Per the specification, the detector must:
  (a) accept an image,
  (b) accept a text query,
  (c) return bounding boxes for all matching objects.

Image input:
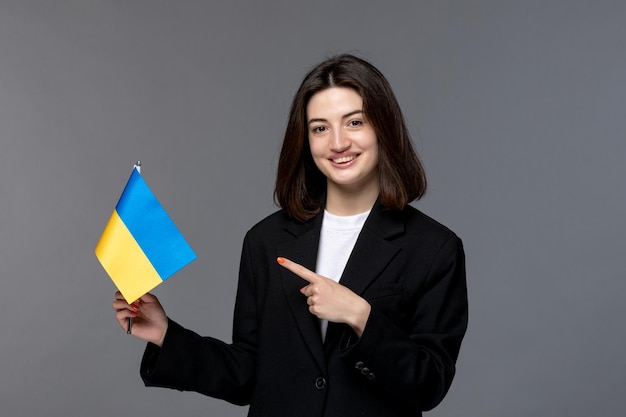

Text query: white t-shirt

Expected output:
[315,209,370,340]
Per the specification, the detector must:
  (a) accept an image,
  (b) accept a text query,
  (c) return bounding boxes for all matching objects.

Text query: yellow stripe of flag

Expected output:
[95,210,163,302]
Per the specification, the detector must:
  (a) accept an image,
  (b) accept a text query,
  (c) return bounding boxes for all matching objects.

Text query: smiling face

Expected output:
[306,87,379,199]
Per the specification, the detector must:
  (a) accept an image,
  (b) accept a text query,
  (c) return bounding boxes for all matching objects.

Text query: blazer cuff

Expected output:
[140,318,190,389]
[339,304,382,353]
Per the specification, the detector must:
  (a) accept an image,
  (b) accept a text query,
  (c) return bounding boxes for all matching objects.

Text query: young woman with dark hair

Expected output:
[113,54,467,417]
[275,54,426,222]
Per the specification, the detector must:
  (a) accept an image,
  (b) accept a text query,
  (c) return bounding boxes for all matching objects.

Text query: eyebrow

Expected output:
[307,109,363,126]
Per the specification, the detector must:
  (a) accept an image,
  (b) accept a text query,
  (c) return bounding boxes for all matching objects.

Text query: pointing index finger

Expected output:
[277,257,319,283]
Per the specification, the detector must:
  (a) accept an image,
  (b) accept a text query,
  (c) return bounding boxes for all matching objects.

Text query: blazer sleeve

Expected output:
[139,234,259,406]
[339,235,468,411]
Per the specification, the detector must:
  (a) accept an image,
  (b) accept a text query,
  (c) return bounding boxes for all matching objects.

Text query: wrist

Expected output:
[153,319,168,347]
[348,299,371,337]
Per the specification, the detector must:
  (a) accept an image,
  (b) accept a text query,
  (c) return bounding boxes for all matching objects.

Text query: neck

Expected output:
[325,181,379,216]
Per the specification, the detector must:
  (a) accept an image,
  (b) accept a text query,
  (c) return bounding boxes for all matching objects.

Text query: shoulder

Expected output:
[240,209,320,259]
[393,204,462,249]
[390,206,465,280]
[404,205,457,235]
[247,209,294,235]
[243,209,314,243]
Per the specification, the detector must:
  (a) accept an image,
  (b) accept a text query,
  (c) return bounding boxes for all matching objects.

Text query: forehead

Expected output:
[306,87,363,118]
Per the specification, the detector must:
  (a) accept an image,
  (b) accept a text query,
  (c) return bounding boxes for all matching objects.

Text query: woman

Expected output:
[113,54,468,416]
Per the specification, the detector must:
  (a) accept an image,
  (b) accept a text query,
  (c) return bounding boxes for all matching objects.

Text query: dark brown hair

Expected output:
[274,54,426,222]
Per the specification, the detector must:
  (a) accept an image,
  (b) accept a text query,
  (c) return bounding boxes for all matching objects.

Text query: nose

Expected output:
[330,128,350,152]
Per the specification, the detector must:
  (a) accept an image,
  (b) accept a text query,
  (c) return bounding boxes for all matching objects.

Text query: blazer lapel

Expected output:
[338,202,404,294]
[322,203,404,349]
[277,214,326,370]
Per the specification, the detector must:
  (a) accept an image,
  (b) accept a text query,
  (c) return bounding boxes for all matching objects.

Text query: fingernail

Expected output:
[131,311,138,317]
[132,304,139,311]
[277,257,285,264]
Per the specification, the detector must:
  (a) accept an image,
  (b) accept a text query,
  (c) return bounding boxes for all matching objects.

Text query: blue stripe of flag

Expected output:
[115,168,196,280]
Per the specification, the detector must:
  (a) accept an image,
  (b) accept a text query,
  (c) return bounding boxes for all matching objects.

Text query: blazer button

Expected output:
[366,372,375,380]
[314,376,327,390]
[360,367,370,375]
[355,361,364,370]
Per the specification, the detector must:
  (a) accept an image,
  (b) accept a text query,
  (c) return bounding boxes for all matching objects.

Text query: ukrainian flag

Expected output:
[95,167,196,303]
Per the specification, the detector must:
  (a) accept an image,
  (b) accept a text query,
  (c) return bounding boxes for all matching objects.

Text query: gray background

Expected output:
[1,1,624,416]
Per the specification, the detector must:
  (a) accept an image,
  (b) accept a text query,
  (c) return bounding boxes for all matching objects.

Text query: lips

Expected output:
[331,154,358,164]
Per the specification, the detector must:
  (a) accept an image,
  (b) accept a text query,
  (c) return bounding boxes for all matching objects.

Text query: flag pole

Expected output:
[127,160,142,334]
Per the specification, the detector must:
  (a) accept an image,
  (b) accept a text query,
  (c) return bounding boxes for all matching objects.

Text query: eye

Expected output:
[347,119,363,128]
[311,125,327,134]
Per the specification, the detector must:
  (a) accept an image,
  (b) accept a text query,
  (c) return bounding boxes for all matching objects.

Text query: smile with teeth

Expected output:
[331,155,358,164]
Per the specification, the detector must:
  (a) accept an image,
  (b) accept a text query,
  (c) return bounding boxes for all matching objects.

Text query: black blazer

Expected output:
[140,201,468,416]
